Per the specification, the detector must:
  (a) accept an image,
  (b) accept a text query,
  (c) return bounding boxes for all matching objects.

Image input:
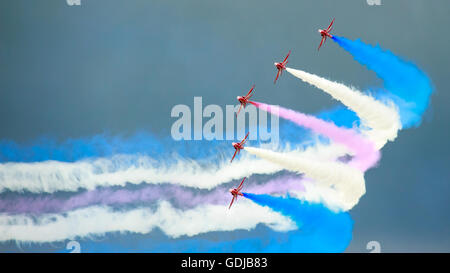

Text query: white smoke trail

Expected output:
[0,144,349,194]
[0,154,278,193]
[286,67,402,149]
[289,181,354,212]
[0,201,295,242]
[245,146,365,211]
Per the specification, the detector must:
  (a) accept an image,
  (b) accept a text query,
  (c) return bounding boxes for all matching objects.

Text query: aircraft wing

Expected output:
[274,69,281,84]
[237,178,245,191]
[318,36,325,50]
[230,149,238,163]
[236,104,243,116]
[246,85,255,98]
[283,50,291,63]
[327,18,335,31]
[228,196,236,209]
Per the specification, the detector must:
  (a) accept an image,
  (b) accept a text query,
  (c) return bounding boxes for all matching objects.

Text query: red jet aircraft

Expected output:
[230,132,249,163]
[318,18,335,50]
[236,85,255,116]
[273,50,291,84]
[228,177,245,209]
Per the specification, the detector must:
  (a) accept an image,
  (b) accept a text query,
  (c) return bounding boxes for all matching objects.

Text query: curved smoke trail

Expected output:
[250,101,380,171]
[285,67,401,149]
[332,36,433,128]
[244,146,365,211]
[78,194,353,253]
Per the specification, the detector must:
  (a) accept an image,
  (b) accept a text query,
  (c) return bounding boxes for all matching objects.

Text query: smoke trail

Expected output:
[285,67,401,149]
[0,105,354,164]
[250,101,379,171]
[332,36,433,128]
[244,146,365,211]
[0,105,358,194]
[0,175,304,214]
[0,141,351,194]
[72,194,353,253]
[0,122,309,163]
[0,201,295,242]
[241,193,353,252]
[317,105,360,129]
[0,154,281,193]
[0,132,228,163]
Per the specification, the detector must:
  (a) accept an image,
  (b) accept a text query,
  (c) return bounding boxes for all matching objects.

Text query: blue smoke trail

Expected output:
[332,36,433,128]
[241,193,353,252]
[0,131,227,163]
[317,105,360,129]
[0,108,357,163]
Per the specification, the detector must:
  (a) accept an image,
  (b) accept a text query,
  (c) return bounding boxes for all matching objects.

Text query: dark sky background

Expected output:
[0,0,448,252]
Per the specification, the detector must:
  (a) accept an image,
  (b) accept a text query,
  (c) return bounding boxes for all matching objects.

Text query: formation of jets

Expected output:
[227,19,336,209]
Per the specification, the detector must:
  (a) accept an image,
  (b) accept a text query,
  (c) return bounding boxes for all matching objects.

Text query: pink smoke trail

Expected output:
[249,101,380,171]
[0,175,304,214]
